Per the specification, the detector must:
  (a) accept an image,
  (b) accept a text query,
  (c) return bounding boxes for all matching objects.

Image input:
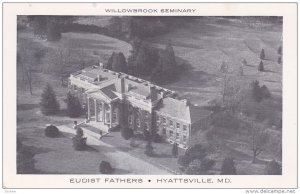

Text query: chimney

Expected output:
[97,75,101,82]
[99,62,104,69]
[149,85,155,99]
[160,91,165,98]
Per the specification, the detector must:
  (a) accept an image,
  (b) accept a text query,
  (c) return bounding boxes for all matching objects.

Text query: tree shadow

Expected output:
[85,145,99,152]
[152,153,174,159]
[17,103,39,111]
[113,168,131,175]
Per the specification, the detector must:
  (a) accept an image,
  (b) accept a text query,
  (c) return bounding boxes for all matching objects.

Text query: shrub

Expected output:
[121,127,134,140]
[221,157,237,175]
[66,92,82,118]
[99,161,113,174]
[258,60,264,72]
[278,45,282,55]
[44,125,60,137]
[264,160,281,175]
[40,83,60,115]
[72,127,87,151]
[250,80,271,102]
[260,49,265,60]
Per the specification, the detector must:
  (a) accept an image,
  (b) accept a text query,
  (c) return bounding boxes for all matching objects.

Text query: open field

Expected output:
[148,17,282,106]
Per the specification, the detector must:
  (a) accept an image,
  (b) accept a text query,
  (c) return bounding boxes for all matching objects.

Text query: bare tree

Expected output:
[240,115,269,163]
[54,47,71,86]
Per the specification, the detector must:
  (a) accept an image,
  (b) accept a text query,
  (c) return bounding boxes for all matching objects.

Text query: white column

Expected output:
[110,103,113,128]
[102,102,105,123]
[87,97,90,120]
[94,99,97,122]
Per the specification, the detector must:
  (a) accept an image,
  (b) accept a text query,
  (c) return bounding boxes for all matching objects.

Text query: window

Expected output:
[145,123,149,131]
[183,125,188,131]
[169,130,173,137]
[169,120,173,127]
[176,122,180,129]
[183,135,187,142]
[128,115,132,125]
[112,111,117,123]
[128,104,133,111]
[74,85,78,90]
[176,133,180,140]
[145,111,149,117]
[162,127,166,135]
[136,118,140,127]
[163,117,166,124]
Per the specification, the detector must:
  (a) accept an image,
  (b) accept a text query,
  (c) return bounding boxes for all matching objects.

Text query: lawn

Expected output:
[148,17,282,106]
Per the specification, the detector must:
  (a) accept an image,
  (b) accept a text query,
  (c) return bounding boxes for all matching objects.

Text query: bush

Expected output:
[264,160,281,175]
[221,157,237,175]
[121,127,134,140]
[258,60,264,72]
[250,80,271,102]
[72,127,87,151]
[44,125,60,137]
[40,83,60,115]
[99,161,113,174]
[66,92,82,118]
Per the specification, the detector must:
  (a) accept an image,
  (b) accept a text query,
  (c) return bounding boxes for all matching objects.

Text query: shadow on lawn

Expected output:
[17,103,39,111]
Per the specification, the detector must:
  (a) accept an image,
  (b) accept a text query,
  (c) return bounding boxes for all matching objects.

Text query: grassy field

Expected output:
[148,17,282,106]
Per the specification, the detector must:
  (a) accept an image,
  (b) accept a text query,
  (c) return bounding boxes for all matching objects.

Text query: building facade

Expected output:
[68,65,211,149]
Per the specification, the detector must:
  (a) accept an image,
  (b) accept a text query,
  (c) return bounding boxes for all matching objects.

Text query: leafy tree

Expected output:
[111,52,128,73]
[172,143,179,157]
[178,144,208,168]
[264,160,281,175]
[221,157,237,175]
[121,127,134,140]
[40,83,60,115]
[66,92,82,118]
[72,127,87,151]
[260,48,265,60]
[250,81,271,102]
[258,60,264,72]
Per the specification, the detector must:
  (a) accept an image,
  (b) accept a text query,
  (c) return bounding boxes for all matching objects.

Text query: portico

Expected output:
[85,93,121,132]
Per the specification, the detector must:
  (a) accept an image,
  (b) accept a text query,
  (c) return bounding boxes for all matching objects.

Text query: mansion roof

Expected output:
[69,65,211,124]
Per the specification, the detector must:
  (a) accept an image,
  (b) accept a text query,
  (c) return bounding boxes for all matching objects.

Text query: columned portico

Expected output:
[86,95,120,131]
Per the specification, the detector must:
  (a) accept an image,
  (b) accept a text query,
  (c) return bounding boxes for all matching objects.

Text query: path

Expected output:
[58,125,172,175]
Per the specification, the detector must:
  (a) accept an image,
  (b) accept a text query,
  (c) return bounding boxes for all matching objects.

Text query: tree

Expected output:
[241,116,269,163]
[238,66,244,76]
[178,144,208,167]
[220,157,237,175]
[72,127,87,151]
[258,60,264,72]
[242,58,247,66]
[40,83,60,115]
[264,160,281,175]
[260,48,265,60]
[172,143,179,158]
[66,92,82,118]
[250,80,271,102]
